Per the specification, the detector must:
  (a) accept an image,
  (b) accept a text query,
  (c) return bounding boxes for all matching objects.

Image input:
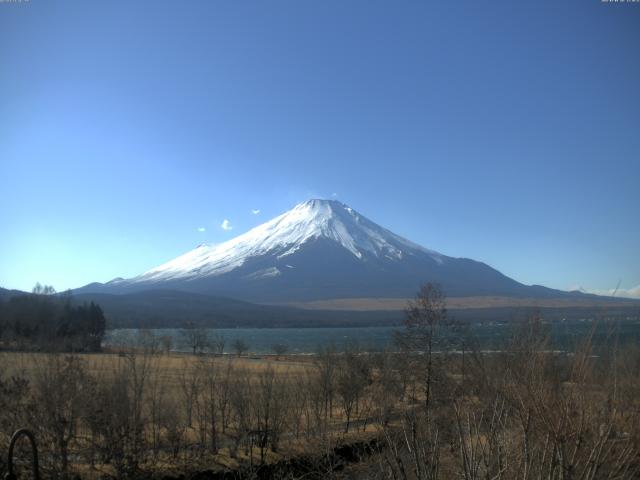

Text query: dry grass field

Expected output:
[0,350,314,383]
[0,347,384,479]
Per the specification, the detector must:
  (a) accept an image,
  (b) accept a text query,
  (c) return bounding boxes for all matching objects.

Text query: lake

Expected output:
[104,320,640,355]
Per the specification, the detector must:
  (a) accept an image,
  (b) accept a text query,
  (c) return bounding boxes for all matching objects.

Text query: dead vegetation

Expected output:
[1,284,639,479]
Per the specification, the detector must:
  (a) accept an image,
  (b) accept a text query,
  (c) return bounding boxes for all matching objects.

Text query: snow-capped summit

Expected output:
[138,199,444,284]
[76,199,569,302]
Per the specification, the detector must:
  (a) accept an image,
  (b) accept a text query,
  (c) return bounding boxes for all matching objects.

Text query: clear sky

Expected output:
[1,0,639,297]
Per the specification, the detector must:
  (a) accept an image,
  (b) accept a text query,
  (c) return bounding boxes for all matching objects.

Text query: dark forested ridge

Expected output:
[54,289,640,329]
[71,289,403,328]
[0,285,106,351]
[0,286,402,329]
[2,285,638,331]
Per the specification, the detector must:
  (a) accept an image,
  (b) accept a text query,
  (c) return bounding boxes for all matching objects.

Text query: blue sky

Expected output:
[1,0,639,296]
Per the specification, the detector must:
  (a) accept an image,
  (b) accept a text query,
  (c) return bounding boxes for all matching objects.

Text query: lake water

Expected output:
[105,326,401,354]
[104,320,640,355]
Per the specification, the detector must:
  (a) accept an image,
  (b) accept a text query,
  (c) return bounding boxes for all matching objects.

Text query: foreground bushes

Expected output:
[0,323,638,479]
[375,322,640,479]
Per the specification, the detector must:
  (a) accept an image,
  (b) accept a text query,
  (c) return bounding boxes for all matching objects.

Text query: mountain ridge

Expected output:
[73,200,629,304]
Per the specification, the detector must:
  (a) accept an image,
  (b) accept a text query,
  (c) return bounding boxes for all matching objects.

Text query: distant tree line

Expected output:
[0,283,106,352]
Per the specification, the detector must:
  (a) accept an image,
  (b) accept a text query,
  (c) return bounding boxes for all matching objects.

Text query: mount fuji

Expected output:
[76,199,585,304]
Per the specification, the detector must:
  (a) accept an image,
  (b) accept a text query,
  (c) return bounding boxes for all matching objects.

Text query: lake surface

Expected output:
[104,320,640,355]
[105,326,401,354]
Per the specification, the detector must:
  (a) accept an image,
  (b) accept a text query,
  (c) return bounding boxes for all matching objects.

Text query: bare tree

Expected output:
[146,362,167,458]
[182,326,210,355]
[379,284,448,480]
[32,283,56,295]
[371,350,403,427]
[32,354,88,479]
[304,368,327,440]
[396,283,447,412]
[216,359,234,433]
[159,335,173,355]
[336,346,370,432]
[178,358,201,428]
[252,366,288,462]
[288,372,309,439]
[161,397,187,461]
[194,356,220,454]
[84,351,154,479]
[228,369,252,458]
[271,343,288,359]
[212,333,226,356]
[314,343,337,425]
[232,338,249,357]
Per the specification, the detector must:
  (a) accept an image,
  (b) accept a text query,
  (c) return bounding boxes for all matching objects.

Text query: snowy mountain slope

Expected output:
[75,199,577,302]
[136,199,444,283]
